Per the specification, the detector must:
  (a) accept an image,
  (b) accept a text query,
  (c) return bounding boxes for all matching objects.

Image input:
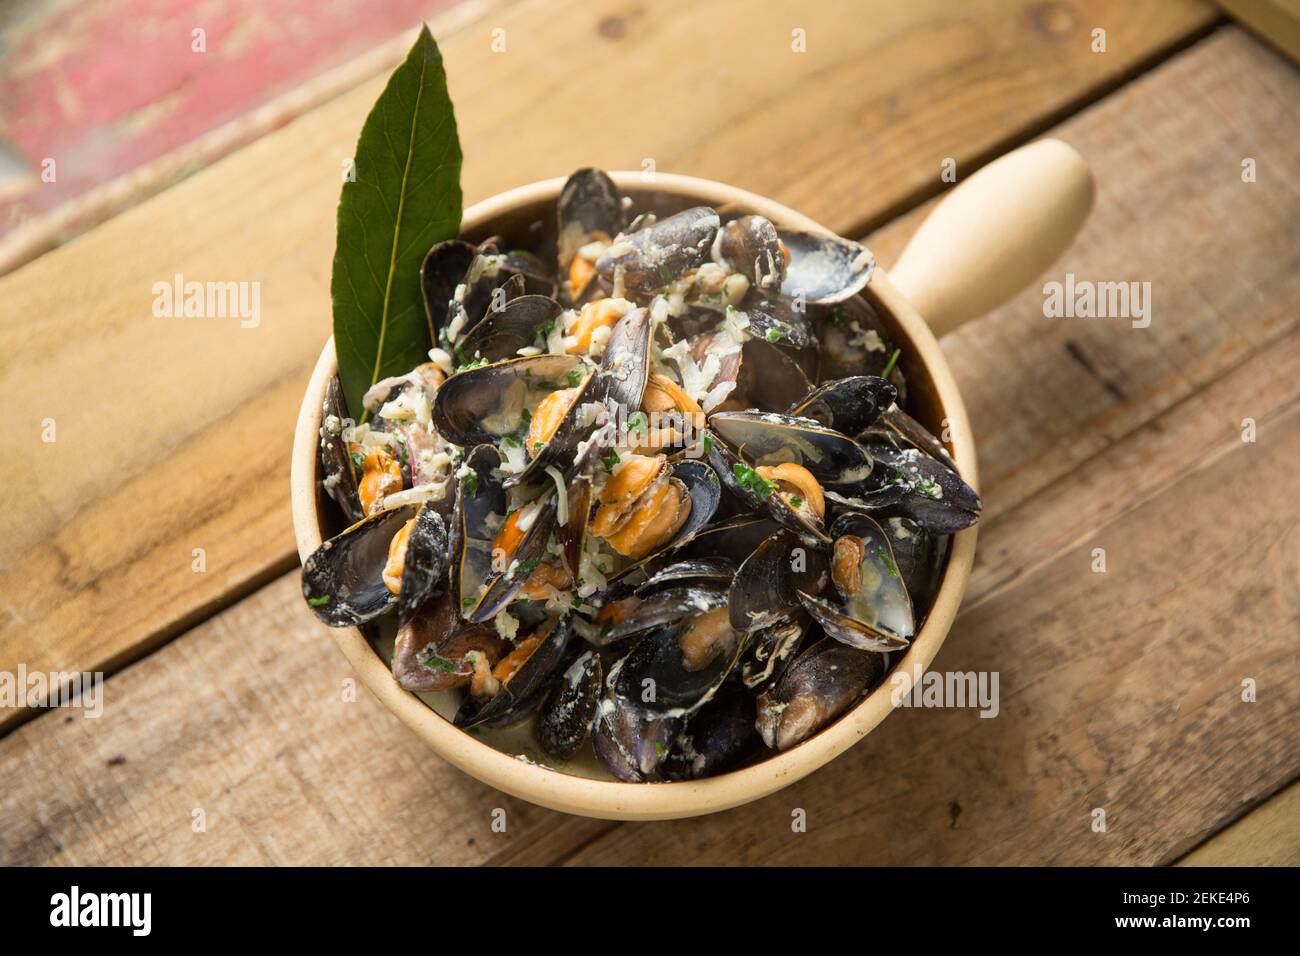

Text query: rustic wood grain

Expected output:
[3,26,1296,866]
[1176,780,1300,866]
[0,0,1218,729]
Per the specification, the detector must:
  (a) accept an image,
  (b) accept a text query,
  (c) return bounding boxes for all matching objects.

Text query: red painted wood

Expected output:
[0,0,460,237]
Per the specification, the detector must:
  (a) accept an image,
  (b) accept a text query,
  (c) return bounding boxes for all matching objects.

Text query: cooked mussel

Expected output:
[756,639,885,750]
[596,206,720,296]
[456,614,574,728]
[302,504,418,626]
[537,649,602,761]
[798,512,913,652]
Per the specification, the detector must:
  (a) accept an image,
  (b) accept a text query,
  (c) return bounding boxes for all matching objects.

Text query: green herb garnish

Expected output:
[881,348,901,379]
[566,367,583,388]
[308,595,332,607]
[601,449,620,472]
[732,462,775,500]
[765,328,784,343]
[461,471,479,496]
[422,652,460,672]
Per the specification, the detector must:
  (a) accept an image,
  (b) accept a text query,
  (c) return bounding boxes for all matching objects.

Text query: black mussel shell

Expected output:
[456,615,574,729]
[591,690,680,781]
[391,590,509,692]
[637,556,736,593]
[789,375,897,438]
[741,294,817,351]
[557,168,624,272]
[613,614,747,717]
[778,230,875,305]
[421,239,477,343]
[756,639,885,750]
[395,503,449,627]
[431,353,588,448]
[455,294,564,364]
[599,583,729,646]
[848,442,981,533]
[709,411,874,491]
[798,512,913,652]
[537,649,602,761]
[741,616,809,691]
[319,375,363,524]
[302,504,418,627]
[728,528,828,634]
[662,681,762,780]
[597,306,651,408]
[719,215,787,291]
[596,207,720,295]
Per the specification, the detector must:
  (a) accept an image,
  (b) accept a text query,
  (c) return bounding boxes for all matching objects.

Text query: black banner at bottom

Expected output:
[0,865,1281,941]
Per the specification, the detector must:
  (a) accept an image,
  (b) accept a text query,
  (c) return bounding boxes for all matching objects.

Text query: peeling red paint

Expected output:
[0,0,460,235]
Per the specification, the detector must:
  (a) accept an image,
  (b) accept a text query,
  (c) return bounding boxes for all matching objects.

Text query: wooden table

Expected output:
[1,0,1297,866]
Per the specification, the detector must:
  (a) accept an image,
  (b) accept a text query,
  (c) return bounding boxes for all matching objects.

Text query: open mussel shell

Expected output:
[719,215,786,291]
[596,206,720,296]
[421,239,477,342]
[599,583,729,646]
[430,353,588,448]
[797,512,913,652]
[616,458,722,574]
[741,616,808,691]
[499,250,558,299]
[707,436,828,546]
[884,516,945,620]
[847,441,981,533]
[709,411,874,491]
[756,639,885,750]
[613,613,747,717]
[302,503,418,627]
[395,503,449,627]
[454,294,563,364]
[741,294,817,351]
[778,229,875,305]
[671,514,779,563]
[557,168,624,273]
[319,375,363,524]
[867,404,957,464]
[591,679,680,782]
[456,614,574,729]
[391,590,509,692]
[789,375,897,438]
[662,680,762,780]
[695,331,813,414]
[537,649,602,761]
[728,528,827,634]
[448,445,558,624]
[638,556,736,593]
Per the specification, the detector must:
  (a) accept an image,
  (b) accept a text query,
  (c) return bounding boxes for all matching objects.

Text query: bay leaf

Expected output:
[331,24,463,418]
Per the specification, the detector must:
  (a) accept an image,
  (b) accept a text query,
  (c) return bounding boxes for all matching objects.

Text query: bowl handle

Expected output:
[889,138,1094,338]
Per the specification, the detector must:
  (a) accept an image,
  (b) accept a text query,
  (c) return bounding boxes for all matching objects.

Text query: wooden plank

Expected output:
[3,28,1297,865]
[0,0,1218,728]
[1175,780,1300,866]
[1216,0,1300,64]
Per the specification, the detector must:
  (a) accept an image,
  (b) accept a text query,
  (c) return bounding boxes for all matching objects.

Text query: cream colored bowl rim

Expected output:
[290,171,978,820]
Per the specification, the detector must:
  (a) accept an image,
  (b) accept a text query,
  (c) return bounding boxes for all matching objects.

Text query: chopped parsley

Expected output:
[350,452,365,470]
[601,448,620,473]
[732,462,775,500]
[765,327,785,343]
[627,412,646,433]
[461,471,479,497]
[874,547,901,578]
[307,594,331,607]
[566,367,583,388]
[702,433,713,455]
[516,558,539,576]
[881,348,901,380]
[422,652,460,673]
[789,494,803,509]
[915,476,941,499]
